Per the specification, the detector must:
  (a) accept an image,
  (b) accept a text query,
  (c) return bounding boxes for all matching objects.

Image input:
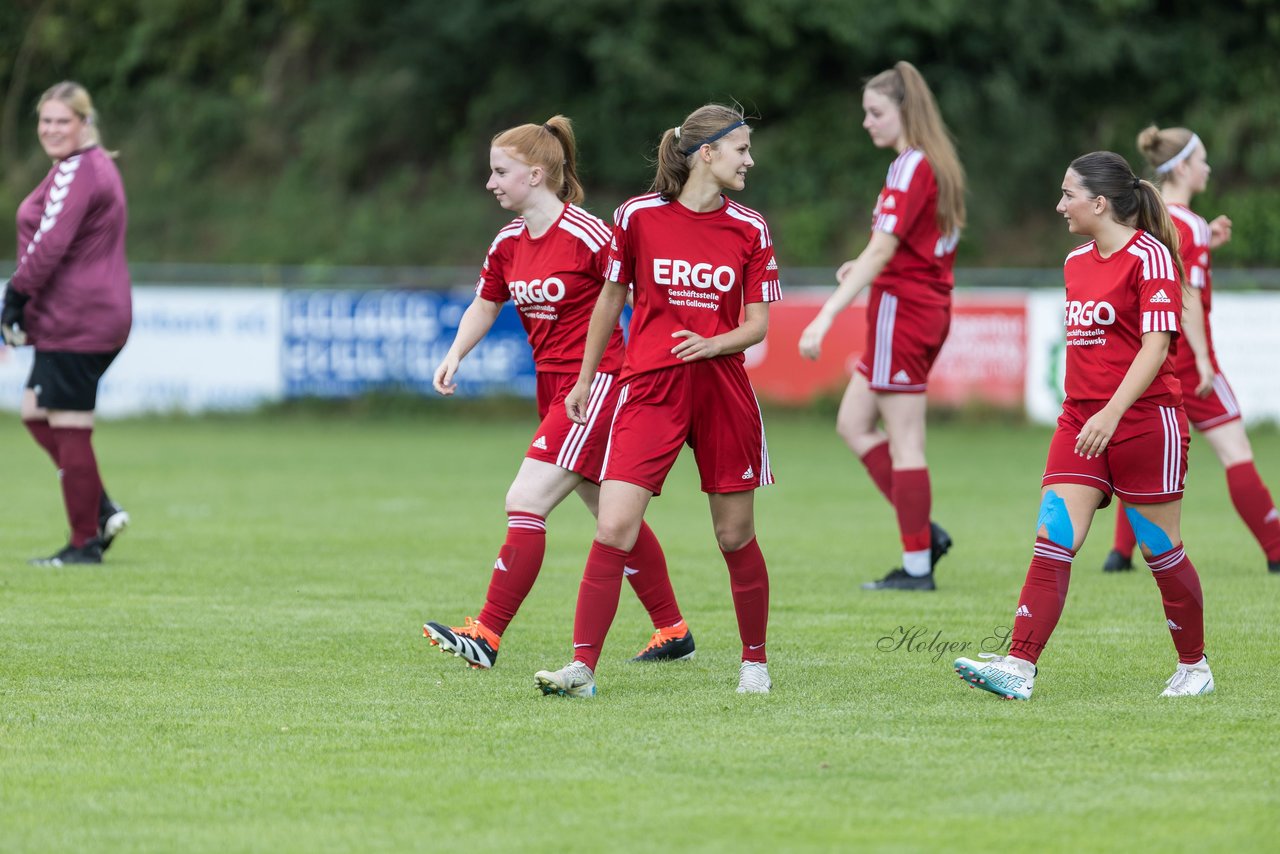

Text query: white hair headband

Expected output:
[1155,133,1201,175]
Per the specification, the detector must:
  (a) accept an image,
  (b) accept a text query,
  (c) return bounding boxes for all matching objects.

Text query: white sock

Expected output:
[902,549,931,577]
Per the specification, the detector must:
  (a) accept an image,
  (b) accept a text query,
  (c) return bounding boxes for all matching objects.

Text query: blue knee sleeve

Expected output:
[1036,490,1074,549]
[1124,507,1173,555]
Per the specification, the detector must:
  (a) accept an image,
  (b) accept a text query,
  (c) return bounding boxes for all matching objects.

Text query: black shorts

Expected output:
[26,350,121,411]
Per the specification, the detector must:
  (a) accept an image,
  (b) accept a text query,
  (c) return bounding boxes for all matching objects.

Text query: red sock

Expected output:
[1112,507,1137,557]
[859,441,894,503]
[24,419,60,465]
[624,521,683,629]
[1008,538,1074,664]
[1146,544,1206,664]
[52,427,103,547]
[570,541,629,671]
[1225,462,1280,562]
[722,537,769,662]
[892,467,931,552]
[476,512,547,636]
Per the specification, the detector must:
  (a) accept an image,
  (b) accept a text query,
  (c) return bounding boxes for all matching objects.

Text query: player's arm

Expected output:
[671,301,768,361]
[1178,287,1214,397]
[566,280,628,424]
[1075,331,1171,458]
[798,230,898,359]
[433,295,504,395]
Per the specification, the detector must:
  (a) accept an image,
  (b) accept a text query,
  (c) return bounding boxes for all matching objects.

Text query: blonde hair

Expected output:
[492,115,583,205]
[38,81,114,156]
[651,104,746,200]
[1136,124,1196,186]
[865,61,965,235]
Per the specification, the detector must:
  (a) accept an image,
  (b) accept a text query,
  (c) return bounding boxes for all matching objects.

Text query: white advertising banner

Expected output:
[0,287,284,417]
[1025,290,1280,426]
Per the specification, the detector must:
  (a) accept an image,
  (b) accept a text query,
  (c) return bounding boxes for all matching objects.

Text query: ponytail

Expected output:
[492,114,584,205]
[651,104,746,200]
[1071,151,1186,286]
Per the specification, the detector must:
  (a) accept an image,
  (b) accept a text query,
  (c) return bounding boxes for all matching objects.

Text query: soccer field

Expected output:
[2,408,1277,852]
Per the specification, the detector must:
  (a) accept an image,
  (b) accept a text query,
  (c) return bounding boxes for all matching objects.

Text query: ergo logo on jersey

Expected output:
[509,277,566,305]
[653,259,736,292]
[1065,300,1116,326]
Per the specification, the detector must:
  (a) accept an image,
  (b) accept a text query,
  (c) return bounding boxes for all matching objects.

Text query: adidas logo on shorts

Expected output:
[1015,604,1032,618]
[532,435,548,450]
[892,370,912,384]
[741,466,755,480]
[1150,289,1172,304]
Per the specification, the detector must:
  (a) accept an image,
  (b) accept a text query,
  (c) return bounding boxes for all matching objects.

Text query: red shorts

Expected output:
[602,359,774,496]
[1042,398,1190,507]
[1178,367,1243,431]
[855,288,951,393]
[526,371,617,483]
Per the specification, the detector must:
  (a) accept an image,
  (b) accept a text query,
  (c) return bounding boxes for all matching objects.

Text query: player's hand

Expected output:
[1194,357,1214,398]
[1,282,29,347]
[671,330,722,362]
[1208,215,1232,249]
[835,260,856,286]
[798,315,832,361]
[1075,407,1121,459]
[432,355,461,395]
[565,379,592,424]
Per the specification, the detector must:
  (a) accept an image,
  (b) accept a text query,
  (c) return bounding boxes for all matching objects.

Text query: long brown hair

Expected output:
[492,114,584,205]
[1070,151,1186,285]
[651,104,746,200]
[865,61,965,235]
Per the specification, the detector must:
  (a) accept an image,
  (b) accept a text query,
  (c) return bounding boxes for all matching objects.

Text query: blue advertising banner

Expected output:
[283,289,535,398]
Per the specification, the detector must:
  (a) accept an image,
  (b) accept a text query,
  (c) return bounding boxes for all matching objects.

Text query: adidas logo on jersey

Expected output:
[1015,604,1032,619]
[741,466,755,480]
[766,257,778,271]
[892,370,912,384]
[1167,618,1183,631]
[1150,289,1172,304]
[532,435,548,450]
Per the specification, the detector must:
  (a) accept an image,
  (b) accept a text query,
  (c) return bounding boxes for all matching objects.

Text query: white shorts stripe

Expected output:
[557,372,613,470]
[1212,374,1240,418]
[1159,405,1182,493]
[873,294,898,388]
[599,383,628,482]
[754,391,773,487]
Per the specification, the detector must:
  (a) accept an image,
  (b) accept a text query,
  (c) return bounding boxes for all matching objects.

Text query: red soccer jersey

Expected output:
[1062,230,1182,405]
[476,203,624,373]
[870,148,958,307]
[604,193,782,378]
[1168,203,1218,372]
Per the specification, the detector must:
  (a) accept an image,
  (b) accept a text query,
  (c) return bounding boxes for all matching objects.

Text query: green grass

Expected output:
[2,409,1278,853]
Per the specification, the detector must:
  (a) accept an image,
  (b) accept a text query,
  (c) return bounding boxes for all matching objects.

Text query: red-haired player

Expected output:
[422,116,694,671]
[798,61,965,591]
[955,152,1214,700]
[1101,126,1280,574]
[535,103,781,698]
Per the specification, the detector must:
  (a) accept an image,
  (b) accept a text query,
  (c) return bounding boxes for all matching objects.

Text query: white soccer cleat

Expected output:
[535,661,596,698]
[736,661,771,694]
[1161,657,1214,697]
[954,653,1036,700]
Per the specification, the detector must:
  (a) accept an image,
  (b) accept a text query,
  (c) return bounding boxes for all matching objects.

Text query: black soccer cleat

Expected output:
[29,539,104,568]
[861,567,936,591]
[423,617,500,669]
[631,624,696,662]
[930,522,953,569]
[98,495,130,553]
[1102,549,1134,573]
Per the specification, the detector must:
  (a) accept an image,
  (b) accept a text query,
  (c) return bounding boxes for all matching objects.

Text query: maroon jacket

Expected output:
[10,145,132,352]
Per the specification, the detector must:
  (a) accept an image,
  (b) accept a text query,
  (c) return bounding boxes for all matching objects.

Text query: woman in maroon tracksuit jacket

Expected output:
[2,82,132,566]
